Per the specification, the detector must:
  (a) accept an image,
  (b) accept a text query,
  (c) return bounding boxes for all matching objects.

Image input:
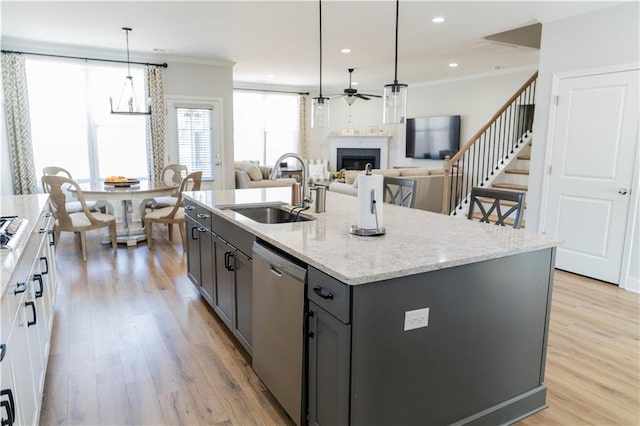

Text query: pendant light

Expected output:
[110,27,151,115]
[311,0,329,128]
[383,0,407,124]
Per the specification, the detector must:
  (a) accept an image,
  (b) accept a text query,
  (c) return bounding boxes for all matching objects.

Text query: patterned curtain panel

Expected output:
[145,66,166,183]
[297,95,308,159]
[1,53,37,194]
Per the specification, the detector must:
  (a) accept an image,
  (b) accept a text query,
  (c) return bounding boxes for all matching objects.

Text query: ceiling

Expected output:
[1,1,622,93]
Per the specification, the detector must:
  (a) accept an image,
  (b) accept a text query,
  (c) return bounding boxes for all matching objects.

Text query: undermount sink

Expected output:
[227,206,315,224]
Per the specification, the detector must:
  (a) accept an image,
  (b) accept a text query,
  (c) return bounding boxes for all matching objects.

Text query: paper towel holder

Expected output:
[350,164,386,236]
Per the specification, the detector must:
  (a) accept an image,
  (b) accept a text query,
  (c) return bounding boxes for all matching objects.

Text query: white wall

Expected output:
[529,1,640,291]
[162,60,235,189]
[306,68,536,170]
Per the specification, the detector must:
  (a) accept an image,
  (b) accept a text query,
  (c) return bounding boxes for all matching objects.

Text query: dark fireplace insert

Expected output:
[337,148,381,170]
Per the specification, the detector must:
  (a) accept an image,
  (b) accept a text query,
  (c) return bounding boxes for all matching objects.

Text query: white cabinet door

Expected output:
[544,69,639,284]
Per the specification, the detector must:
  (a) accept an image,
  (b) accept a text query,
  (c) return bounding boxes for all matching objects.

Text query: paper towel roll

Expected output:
[357,174,384,230]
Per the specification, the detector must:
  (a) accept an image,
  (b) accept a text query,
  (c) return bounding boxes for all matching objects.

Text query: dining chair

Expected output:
[42,166,113,214]
[42,175,118,261]
[145,171,203,249]
[467,187,526,229]
[139,164,189,226]
[383,177,416,208]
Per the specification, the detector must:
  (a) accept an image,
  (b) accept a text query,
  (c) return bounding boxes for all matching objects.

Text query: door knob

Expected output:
[618,188,628,195]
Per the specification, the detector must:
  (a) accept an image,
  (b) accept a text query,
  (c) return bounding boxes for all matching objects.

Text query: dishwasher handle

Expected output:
[252,242,306,281]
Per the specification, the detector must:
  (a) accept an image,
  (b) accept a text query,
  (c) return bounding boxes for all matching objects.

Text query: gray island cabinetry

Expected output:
[183,188,560,425]
[184,197,254,354]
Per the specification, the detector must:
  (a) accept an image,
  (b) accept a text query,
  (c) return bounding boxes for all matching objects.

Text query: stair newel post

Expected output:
[442,156,452,214]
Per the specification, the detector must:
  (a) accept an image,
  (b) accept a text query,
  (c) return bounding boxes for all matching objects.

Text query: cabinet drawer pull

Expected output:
[25,302,37,327]
[197,213,210,219]
[1,388,15,426]
[13,282,26,295]
[308,331,315,339]
[191,226,199,240]
[185,205,196,211]
[37,227,47,234]
[224,251,235,271]
[40,256,49,275]
[0,344,5,362]
[33,274,43,298]
[48,229,55,246]
[313,286,334,300]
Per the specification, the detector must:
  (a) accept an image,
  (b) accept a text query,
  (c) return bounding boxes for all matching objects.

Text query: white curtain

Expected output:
[145,66,166,183]
[1,53,37,194]
[297,95,308,159]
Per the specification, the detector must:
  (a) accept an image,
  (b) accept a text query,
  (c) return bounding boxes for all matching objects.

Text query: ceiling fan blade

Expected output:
[360,93,382,98]
[355,94,370,100]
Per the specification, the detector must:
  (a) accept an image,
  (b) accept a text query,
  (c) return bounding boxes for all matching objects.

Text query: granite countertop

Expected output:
[184,188,561,285]
[1,194,50,294]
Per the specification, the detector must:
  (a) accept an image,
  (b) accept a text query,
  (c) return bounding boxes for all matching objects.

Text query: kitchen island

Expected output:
[183,187,560,426]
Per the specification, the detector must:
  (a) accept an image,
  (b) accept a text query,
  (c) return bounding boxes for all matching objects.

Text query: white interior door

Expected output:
[544,69,638,284]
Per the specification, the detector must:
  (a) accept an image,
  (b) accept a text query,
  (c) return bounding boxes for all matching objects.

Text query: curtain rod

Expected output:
[1,49,168,68]
[234,87,309,96]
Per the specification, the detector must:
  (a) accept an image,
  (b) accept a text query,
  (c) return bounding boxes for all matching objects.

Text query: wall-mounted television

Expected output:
[406,115,461,159]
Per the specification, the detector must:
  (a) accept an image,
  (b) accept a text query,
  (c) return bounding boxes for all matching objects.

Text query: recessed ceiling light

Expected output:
[352,82,359,86]
[449,63,458,68]
[266,74,275,79]
[432,17,445,23]
[341,48,351,54]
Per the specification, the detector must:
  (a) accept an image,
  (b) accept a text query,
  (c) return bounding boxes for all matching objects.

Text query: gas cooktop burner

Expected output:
[1,216,28,250]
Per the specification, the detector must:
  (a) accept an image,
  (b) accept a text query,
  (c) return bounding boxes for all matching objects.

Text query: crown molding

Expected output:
[1,37,234,68]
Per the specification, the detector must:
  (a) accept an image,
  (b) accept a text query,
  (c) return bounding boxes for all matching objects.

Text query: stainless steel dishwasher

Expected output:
[252,241,307,426]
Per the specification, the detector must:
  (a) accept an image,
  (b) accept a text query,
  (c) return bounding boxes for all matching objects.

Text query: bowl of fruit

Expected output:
[104,176,140,187]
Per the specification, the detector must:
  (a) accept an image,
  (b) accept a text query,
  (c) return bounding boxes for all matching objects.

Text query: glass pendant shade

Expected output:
[312,96,330,128]
[383,83,408,124]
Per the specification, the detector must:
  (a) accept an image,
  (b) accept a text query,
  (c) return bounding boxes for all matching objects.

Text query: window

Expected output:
[233,91,299,167]
[176,105,215,180]
[26,58,148,182]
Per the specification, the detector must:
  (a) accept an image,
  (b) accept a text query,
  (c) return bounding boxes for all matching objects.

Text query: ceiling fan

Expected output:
[333,68,382,105]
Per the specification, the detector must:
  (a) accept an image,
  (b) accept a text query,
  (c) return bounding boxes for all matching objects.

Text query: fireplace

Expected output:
[336,148,380,170]
[329,136,391,172]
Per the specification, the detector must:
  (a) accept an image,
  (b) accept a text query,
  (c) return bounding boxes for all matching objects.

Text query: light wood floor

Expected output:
[40,229,639,425]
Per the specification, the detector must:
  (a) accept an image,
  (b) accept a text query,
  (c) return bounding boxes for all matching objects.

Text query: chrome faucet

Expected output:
[270,153,310,209]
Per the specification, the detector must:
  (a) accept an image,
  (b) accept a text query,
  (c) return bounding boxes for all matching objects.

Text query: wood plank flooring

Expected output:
[40,228,639,425]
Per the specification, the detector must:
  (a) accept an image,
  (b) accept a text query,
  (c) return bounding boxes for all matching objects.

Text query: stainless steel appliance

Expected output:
[252,241,307,426]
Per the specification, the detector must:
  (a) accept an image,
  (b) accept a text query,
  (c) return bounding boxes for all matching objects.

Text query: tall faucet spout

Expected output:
[270,153,310,208]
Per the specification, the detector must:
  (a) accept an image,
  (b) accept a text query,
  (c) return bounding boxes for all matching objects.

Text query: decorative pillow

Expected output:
[309,163,326,179]
[259,166,272,179]
[345,170,361,185]
[236,162,263,181]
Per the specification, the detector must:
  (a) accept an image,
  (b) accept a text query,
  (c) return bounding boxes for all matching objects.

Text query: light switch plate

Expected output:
[404,307,430,331]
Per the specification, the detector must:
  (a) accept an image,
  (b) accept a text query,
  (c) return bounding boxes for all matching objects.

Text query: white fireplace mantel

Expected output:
[329,136,392,172]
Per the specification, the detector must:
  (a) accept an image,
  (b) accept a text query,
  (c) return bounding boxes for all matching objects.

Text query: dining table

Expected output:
[69,180,178,246]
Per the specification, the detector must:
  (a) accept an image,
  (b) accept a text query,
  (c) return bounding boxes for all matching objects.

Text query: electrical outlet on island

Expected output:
[404,307,430,331]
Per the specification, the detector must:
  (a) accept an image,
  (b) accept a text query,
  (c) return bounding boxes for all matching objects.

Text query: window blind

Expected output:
[176,106,214,180]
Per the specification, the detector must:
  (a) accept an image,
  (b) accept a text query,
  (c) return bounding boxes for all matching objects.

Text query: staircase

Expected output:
[442,72,537,227]
[471,141,532,227]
